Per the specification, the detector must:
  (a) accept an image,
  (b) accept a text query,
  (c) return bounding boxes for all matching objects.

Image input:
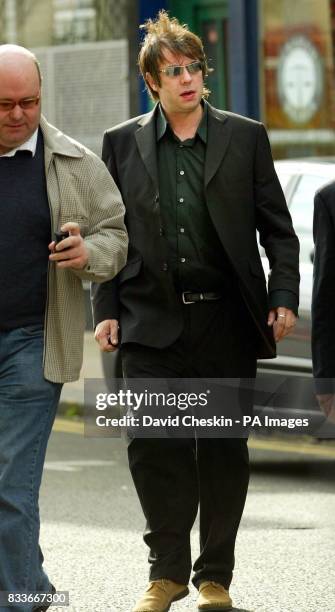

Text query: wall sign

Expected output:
[277,35,324,123]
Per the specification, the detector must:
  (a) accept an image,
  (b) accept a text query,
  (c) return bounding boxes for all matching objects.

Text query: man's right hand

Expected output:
[95,319,119,352]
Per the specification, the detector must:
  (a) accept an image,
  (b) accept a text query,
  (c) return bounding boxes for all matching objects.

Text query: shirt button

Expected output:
[179,170,185,176]
[179,197,184,203]
[180,257,186,263]
[161,263,168,271]
[180,228,185,233]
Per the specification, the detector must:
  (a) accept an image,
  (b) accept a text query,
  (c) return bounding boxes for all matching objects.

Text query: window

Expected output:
[53,7,96,43]
[289,172,331,263]
[275,169,294,193]
[289,174,329,232]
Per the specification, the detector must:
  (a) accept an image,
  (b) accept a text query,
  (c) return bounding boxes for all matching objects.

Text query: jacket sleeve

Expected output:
[71,152,128,283]
[91,276,120,326]
[254,124,300,303]
[312,189,335,389]
[91,131,124,324]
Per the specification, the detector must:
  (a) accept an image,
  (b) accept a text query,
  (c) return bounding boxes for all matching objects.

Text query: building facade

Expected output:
[140,0,335,157]
[1,0,335,157]
[260,0,335,157]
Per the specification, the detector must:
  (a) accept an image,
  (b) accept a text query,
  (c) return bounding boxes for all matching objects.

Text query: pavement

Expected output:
[42,426,335,612]
[51,333,335,611]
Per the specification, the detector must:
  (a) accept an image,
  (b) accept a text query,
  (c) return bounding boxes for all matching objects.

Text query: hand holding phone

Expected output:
[54,230,70,246]
[49,222,88,269]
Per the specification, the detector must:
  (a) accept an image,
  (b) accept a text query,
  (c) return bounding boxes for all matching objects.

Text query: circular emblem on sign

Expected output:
[277,36,323,123]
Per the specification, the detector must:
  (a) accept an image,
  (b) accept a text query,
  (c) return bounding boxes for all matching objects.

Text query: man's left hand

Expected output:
[267,307,296,342]
[48,222,89,269]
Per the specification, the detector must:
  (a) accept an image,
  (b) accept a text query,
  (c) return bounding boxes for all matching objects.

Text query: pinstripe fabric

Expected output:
[39,116,127,382]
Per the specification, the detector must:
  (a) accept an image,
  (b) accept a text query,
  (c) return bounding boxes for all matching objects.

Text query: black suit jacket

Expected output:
[312,182,335,390]
[92,102,299,359]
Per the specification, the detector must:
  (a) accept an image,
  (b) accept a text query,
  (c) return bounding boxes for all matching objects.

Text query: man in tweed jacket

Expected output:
[0,45,127,610]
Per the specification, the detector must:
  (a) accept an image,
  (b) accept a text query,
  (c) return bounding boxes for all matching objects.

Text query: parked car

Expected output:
[100,159,335,435]
[264,158,335,368]
[257,159,335,434]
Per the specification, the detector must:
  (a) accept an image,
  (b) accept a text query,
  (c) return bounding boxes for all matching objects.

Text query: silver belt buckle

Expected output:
[182,292,204,304]
[182,291,194,304]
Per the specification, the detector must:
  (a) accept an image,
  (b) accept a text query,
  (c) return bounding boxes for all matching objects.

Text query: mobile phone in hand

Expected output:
[54,230,70,244]
[53,231,70,258]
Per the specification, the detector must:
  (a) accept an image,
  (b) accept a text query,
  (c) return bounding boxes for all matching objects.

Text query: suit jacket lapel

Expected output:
[134,103,232,190]
[205,104,232,187]
[135,108,158,190]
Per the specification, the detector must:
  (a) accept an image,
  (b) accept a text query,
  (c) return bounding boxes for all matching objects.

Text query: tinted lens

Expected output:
[20,97,39,109]
[164,65,184,77]
[0,101,14,111]
[162,61,202,77]
[186,61,202,74]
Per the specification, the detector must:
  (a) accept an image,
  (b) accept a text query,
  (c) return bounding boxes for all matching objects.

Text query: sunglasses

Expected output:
[159,61,203,78]
[0,95,40,112]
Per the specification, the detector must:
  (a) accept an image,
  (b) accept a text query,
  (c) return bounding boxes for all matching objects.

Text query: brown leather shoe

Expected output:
[197,581,233,610]
[132,579,189,612]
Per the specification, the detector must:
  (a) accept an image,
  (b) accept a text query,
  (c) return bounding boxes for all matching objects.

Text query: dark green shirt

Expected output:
[156,103,298,314]
[157,103,233,292]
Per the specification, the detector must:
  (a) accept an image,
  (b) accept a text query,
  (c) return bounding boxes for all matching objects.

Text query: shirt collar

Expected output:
[0,128,39,158]
[156,101,207,144]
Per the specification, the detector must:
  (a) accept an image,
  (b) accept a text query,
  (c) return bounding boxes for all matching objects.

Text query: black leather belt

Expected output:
[182,291,222,304]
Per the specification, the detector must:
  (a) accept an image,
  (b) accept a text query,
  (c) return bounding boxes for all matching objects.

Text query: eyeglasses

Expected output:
[159,61,202,78]
[0,95,40,112]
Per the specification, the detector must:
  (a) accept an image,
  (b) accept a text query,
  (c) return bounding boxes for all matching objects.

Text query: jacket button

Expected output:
[161,263,168,271]
[155,194,159,203]
[159,228,164,236]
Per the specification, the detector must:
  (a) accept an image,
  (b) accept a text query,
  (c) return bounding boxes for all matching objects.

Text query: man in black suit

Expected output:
[93,11,299,612]
[312,184,335,424]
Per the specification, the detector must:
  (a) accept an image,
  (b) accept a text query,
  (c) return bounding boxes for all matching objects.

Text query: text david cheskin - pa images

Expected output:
[95,413,310,430]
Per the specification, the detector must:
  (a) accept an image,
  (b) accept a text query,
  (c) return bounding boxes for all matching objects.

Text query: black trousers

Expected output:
[121,297,257,589]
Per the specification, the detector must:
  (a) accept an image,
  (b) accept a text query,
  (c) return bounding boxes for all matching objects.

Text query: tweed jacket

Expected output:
[39,115,127,382]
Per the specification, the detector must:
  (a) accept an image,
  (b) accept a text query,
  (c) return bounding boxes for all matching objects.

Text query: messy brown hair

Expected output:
[138,10,211,101]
